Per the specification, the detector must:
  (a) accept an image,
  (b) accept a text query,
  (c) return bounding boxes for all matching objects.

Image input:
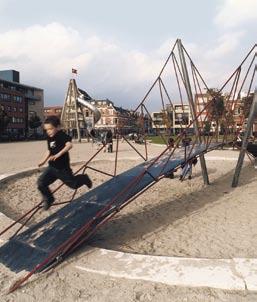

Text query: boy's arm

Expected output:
[49,142,73,161]
[38,150,50,167]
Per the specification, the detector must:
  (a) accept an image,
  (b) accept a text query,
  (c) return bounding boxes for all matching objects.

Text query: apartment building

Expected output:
[151,104,193,134]
[0,70,44,137]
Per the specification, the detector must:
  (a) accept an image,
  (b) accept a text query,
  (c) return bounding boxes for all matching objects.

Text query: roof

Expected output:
[114,106,130,115]
[93,99,113,105]
[0,77,43,91]
[78,88,92,100]
[44,106,63,110]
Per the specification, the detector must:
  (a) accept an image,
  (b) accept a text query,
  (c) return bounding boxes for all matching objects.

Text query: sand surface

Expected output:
[1,141,257,301]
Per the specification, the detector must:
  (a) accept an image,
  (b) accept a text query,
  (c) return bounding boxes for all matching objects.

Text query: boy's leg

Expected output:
[37,167,57,209]
[58,168,92,190]
[75,174,92,188]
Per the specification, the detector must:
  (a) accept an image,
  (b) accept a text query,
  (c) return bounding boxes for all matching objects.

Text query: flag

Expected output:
[72,68,77,74]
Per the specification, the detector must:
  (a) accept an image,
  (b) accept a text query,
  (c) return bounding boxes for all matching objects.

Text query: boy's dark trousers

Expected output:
[37,166,92,203]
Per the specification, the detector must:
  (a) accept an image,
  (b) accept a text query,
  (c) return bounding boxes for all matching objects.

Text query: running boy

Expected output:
[37,116,92,210]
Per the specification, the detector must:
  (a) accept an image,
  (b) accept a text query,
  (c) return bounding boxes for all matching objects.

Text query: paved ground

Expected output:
[0,140,164,175]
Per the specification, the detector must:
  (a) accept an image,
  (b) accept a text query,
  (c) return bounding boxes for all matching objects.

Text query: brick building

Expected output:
[44,106,62,119]
[50,98,137,134]
[84,99,136,133]
[195,92,257,133]
[0,70,44,137]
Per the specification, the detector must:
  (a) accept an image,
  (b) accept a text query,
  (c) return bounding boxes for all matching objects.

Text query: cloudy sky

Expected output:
[0,0,256,108]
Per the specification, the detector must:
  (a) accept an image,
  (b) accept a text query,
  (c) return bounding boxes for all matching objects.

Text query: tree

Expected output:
[224,109,235,135]
[29,114,42,136]
[208,88,225,140]
[220,121,226,135]
[203,121,211,135]
[0,107,10,135]
[162,110,173,134]
[134,112,144,133]
[241,94,253,118]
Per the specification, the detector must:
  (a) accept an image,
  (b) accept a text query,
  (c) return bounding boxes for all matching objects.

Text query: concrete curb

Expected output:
[0,154,242,184]
[75,248,257,291]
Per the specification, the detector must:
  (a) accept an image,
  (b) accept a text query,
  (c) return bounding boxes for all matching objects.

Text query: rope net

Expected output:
[1,40,257,293]
[2,40,256,240]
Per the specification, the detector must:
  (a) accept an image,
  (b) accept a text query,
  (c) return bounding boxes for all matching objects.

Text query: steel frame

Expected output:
[1,40,256,293]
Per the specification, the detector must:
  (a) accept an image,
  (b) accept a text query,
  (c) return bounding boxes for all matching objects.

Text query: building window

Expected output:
[13,95,22,102]
[19,107,23,112]
[13,107,17,112]
[0,93,11,101]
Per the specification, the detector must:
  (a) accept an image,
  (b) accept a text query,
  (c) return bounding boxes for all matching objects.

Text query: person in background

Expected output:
[180,157,198,181]
[106,129,113,153]
[168,135,175,151]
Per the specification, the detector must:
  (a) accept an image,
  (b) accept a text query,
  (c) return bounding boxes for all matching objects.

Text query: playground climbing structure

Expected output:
[0,39,256,293]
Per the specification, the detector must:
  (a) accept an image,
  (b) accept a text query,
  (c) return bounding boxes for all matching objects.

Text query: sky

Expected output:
[0,0,256,109]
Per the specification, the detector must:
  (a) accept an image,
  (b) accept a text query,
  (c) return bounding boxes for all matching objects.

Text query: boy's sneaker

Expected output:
[42,199,54,210]
[84,174,93,189]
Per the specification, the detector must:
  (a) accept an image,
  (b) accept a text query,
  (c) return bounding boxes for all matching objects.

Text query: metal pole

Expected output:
[232,90,257,187]
[177,39,209,185]
[114,130,119,176]
[72,79,81,142]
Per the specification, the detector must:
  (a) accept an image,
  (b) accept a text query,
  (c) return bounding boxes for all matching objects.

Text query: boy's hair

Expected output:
[44,115,61,128]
